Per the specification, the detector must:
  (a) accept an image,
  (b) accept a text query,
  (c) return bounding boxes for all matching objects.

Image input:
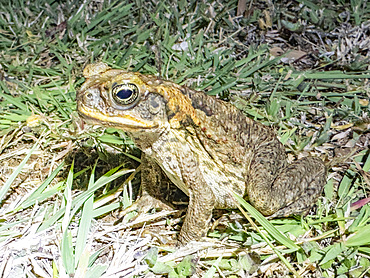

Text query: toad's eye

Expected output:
[112,83,139,106]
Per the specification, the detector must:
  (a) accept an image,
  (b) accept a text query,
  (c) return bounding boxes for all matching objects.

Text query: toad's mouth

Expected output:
[77,103,157,130]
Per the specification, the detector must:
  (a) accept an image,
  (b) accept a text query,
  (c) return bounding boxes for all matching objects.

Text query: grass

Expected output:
[0,0,370,277]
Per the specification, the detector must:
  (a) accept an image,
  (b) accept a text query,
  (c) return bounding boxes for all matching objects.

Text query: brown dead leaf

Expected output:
[269,46,284,56]
[359,99,369,106]
[237,0,247,16]
[282,50,308,63]
[270,47,308,63]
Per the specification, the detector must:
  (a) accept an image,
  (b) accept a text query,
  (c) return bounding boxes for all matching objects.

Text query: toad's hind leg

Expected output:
[272,157,326,217]
[248,144,326,217]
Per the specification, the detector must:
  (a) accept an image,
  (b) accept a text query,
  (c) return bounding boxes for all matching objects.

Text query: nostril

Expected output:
[83,88,101,104]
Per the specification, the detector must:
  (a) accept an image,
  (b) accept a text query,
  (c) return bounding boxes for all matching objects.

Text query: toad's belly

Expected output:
[197,157,246,209]
[143,129,246,209]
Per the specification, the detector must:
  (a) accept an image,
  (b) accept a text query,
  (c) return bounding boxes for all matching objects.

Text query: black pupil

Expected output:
[117,89,133,99]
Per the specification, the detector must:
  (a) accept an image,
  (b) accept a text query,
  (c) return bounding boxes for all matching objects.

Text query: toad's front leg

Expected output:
[177,155,216,244]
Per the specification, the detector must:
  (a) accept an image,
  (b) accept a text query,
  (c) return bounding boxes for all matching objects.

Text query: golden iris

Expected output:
[112,83,139,105]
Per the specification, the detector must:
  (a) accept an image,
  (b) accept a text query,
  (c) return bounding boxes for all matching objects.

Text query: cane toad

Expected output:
[77,62,326,243]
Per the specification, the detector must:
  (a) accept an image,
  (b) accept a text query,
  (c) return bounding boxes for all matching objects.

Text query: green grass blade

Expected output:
[74,247,90,278]
[61,230,75,275]
[233,193,299,250]
[61,161,74,232]
[345,225,370,247]
[0,82,30,112]
[85,265,107,278]
[60,161,75,274]
[0,140,39,205]
[92,202,121,218]
[319,243,346,266]
[16,161,65,211]
[37,167,132,232]
[233,193,301,277]
[75,162,96,267]
[239,56,282,78]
